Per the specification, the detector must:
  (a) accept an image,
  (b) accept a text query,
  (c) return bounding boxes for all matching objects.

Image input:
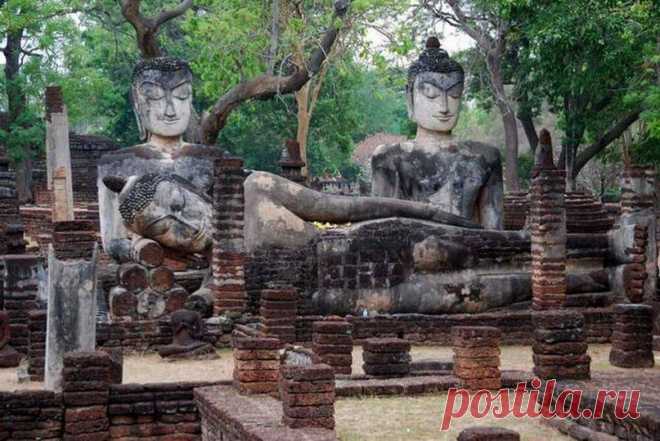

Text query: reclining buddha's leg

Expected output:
[244,171,480,251]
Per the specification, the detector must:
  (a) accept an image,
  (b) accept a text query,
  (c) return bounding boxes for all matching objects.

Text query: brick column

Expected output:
[452,326,501,390]
[619,167,657,303]
[362,338,411,378]
[232,333,281,395]
[530,130,567,310]
[312,317,352,375]
[211,157,248,315]
[260,287,297,344]
[532,310,590,380]
[610,304,654,368]
[52,220,97,259]
[28,309,47,381]
[280,363,335,430]
[62,352,111,441]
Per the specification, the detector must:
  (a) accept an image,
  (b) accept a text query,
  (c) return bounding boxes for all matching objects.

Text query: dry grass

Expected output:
[335,394,573,441]
[1,344,657,392]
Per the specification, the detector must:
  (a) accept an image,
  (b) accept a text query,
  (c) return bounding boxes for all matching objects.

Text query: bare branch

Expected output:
[120,0,193,58]
[199,0,350,144]
[574,109,642,175]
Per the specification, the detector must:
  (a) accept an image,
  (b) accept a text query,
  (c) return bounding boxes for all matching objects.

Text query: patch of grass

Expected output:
[336,394,572,441]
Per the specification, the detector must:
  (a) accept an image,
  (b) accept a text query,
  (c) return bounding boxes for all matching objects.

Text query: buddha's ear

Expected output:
[131,86,147,142]
[103,176,127,194]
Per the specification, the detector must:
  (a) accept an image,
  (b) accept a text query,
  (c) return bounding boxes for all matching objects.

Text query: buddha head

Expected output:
[103,173,212,253]
[132,57,193,142]
[407,37,465,133]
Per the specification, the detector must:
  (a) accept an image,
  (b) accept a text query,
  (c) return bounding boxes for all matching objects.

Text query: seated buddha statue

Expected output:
[371,37,503,229]
[98,57,221,261]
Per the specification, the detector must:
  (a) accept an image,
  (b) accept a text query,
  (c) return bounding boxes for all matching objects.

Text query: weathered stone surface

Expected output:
[45,246,98,392]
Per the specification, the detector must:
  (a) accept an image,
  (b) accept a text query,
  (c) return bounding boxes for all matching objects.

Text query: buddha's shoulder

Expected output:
[99,143,223,165]
[372,141,414,163]
[459,140,501,166]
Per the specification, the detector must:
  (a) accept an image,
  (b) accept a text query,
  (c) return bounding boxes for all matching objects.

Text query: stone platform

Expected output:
[195,385,338,441]
[551,370,660,441]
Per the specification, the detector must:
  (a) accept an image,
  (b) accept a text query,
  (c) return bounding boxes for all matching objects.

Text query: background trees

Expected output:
[0,0,657,196]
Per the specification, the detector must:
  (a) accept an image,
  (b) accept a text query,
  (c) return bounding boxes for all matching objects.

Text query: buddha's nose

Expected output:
[164,97,177,118]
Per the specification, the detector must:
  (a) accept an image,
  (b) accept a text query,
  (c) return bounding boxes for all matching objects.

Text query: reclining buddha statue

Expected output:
[100,42,545,317]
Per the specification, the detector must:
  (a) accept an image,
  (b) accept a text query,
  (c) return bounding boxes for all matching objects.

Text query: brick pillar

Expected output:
[278,140,306,185]
[280,363,335,430]
[52,220,97,260]
[619,167,657,303]
[62,351,111,440]
[530,130,567,310]
[312,318,352,375]
[232,333,280,395]
[452,326,501,390]
[211,157,248,315]
[362,338,411,378]
[260,287,297,344]
[532,310,590,380]
[610,304,654,368]
[28,309,47,381]
[0,255,43,355]
[458,427,520,441]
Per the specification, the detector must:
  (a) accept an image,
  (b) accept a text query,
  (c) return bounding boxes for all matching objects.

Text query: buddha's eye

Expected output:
[172,84,191,100]
[448,85,463,99]
[421,82,442,99]
[140,84,165,100]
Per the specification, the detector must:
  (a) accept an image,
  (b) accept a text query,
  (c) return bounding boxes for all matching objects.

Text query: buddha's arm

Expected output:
[370,146,398,198]
[478,166,504,230]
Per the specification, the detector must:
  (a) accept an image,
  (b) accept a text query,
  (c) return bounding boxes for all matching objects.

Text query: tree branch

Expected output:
[199,0,350,145]
[574,109,642,175]
[121,0,193,58]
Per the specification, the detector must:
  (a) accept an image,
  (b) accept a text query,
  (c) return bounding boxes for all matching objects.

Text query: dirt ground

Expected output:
[2,344,657,391]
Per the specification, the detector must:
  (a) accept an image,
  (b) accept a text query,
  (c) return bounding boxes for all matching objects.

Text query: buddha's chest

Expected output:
[395,151,490,209]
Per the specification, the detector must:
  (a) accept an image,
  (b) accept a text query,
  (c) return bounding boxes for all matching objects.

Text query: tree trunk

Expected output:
[3,28,33,203]
[518,111,538,155]
[562,97,585,191]
[486,52,519,192]
[295,82,311,178]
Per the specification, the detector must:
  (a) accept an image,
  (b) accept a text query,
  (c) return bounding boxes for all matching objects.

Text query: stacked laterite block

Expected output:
[532,310,590,379]
[312,318,352,375]
[621,224,650,303]
[62,352,112,441]
[610,304,655,368]
[28,309,47,381]
[52,220,97,259]
[279,364,335,430]
[232,333,281,395]
[280,362,336,430]
[458,427,520,441]
[362,338,411,378]
[211,157,248,315]
[529,132,567,310]
[452,326,502,390]
[260,287,297,344]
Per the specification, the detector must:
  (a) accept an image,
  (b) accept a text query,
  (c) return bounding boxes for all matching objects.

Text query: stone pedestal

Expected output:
[532,310,590,380]
[45,246,98,392]
[260,288,297,344]
[312,318,352,375]
[457,427,520,441]
[280,363,336,430]
[212,157,248,314]
[232,334,281,395]
[362,338,411,378]
[530,133,567,310]
[609,304,654,368]
[452,326,501,390]
[62,352,111,441]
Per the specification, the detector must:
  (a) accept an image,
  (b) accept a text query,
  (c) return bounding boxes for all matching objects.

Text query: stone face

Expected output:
[45,246,98,392]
